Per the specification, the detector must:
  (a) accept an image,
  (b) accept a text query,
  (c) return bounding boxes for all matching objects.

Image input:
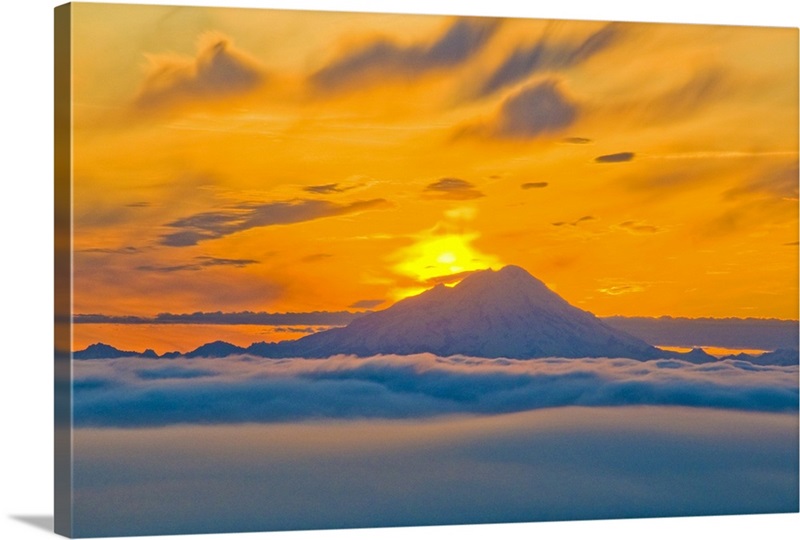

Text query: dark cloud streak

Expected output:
[595,152,635,163]
[494,81,578,138]
[161,198,393,247]
[553,215,595,227]
[137,256,258,273]
[136,34,264,109]
[79,246,142,255]
[725,163,799,201]
[303,183,354,195]
[521,182,548,189]
[74,310,367,326]
[479,23,619,97]
[424,178,485,200]
[349,299,386,309]
[311,18,498,91]
[618,221,660,234]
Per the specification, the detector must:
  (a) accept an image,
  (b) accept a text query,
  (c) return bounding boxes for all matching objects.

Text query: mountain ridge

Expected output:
[269,265,664,360]
[72,265,799,366]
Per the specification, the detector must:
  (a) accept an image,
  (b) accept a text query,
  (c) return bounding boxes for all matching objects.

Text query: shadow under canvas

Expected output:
[10,515,54,533]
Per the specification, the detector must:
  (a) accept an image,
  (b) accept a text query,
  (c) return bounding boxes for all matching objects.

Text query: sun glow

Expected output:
[437,252,457,265]
[391,233,502,299]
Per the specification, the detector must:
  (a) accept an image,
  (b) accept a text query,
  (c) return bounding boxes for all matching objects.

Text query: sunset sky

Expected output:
[69,3,798,351]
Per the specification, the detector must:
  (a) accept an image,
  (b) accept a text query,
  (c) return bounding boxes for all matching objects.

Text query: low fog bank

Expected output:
[73,354,798,427]
[72,406,799,537]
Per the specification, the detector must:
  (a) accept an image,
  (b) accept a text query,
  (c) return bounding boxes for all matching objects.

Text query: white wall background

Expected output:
[1,1,798,539]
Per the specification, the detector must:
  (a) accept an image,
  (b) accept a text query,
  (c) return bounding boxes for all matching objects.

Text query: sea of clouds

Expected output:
[72,353,798,427]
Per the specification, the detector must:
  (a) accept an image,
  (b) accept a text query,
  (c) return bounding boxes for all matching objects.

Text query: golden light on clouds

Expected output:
[68,3,798,350]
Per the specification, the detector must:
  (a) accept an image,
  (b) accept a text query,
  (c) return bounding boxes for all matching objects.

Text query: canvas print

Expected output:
[55,2,799,537]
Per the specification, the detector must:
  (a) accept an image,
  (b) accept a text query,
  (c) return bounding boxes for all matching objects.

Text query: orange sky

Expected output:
[69,3,798,351]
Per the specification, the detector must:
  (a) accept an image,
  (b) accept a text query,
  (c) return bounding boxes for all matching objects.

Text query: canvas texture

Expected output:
[54,3,799,537]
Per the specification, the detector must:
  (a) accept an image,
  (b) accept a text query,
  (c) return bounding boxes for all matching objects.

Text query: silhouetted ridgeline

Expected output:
[603,316,798,351]
[73,266,798,366]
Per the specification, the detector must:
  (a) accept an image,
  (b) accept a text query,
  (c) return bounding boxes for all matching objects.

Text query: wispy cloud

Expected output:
[595,152,635,163]
[137,256,259,272]
[349,299,385,309]
[648,70,726,121]
[136,32,265,109]
[79,246,142,255]
[311,18,499,91]
[424,178,485,200]
[563,137,592,144]
[493,81,579,138]
[74,310,366,326]
[552,215,595,227]
[650,151,797,161]
[725,163,799,201]
[617,220,661,234]
[702,164,798,237]
[598,284,645,295]
[521,182,548,189]
[161,198,393,246]
[422,270,481,286]
[303,183,355,195]
[478,23,620,97]
[273,327,321,334]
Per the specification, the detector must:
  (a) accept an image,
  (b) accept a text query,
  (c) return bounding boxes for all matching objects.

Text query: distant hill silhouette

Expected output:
[722,348,799,367]
[72,265,798,366]
[185,340,246,358]
[602,315,799,351]
[74,343,157,360]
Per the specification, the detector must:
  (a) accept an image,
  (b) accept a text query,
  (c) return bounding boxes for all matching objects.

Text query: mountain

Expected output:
[679,347,718,364]
[185,340,245,358]
[723,348,799,367]
[73,266,796,364]
[252,265,665,360]
[73,343,154,360]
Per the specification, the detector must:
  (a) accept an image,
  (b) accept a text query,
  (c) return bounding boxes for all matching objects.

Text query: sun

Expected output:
[436,251,458,266]
[391,233,502,299]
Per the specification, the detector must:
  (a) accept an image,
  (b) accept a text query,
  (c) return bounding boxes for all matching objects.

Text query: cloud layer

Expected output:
[424,178,485,200]
[521,182,548,189]
[311,18,498,91]
[479,24,619,97]
[552,215,595,227]
[72,405,799,537]
[162,198,392,246]
[137,256,259,273]
[494,81,578,138]
[303,183,355,195]
[136,33,264,108]
[595,152,635,163]
[74,310,364,326]
[73,354,798,427]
